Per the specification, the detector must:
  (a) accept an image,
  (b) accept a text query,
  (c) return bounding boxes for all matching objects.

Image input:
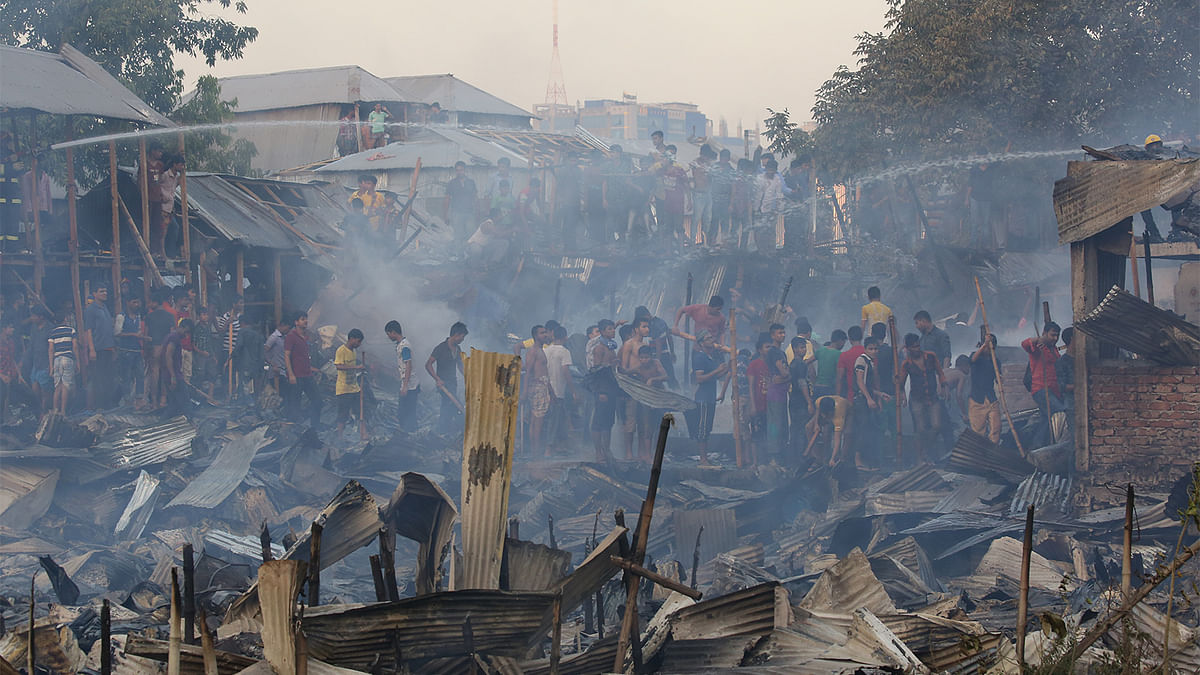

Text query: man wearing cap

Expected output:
[84,284,116,410]
[1140,134,1196,243]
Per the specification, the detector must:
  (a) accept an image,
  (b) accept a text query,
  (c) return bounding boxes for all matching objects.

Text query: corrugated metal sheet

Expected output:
[504,538,570,591]
[197,66,412,113]
[459,349,521,590]
[1009,471,1072,516]
[614,370,698,411]
[673,509,738,561]
[948,429,1033,484]
[670,582,791,641]
[1075,285,1200,365]
[974,536,1072,591]
[384,74,533,118]
[114,470,160,539]
[317,127,530,173]
[166,426,272,509]
[798,548,896,615]
[1054,158,1200,244]
[866,464,950,495]
[302,590,557,668]
[100,416,197,469]
[204,529,285,564]
[0,465,59,531]
[2,44,171,125]
[384,471,457,596]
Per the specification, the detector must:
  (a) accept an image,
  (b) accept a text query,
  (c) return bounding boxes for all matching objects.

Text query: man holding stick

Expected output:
[334,328,367,440]
[427,321,467,434]
[1022,323,1061,449]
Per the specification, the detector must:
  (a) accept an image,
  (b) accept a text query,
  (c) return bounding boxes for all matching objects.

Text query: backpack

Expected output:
[1023,362,1033,392]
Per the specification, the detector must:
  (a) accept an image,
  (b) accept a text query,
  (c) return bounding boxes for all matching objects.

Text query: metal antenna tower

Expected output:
[545,0,568,111]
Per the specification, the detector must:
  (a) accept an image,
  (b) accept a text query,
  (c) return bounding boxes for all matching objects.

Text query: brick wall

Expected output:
[1087,364,1200,488]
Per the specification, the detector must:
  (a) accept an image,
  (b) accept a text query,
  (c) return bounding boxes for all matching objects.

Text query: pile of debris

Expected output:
[1,352,1197,673]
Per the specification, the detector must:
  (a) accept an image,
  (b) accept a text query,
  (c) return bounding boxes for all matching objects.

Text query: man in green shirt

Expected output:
[813,329,846,399]
[367,103,392,148]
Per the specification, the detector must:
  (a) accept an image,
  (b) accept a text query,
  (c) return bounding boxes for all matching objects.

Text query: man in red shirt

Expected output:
[835,325,866,398]
[284,311,322,428]
[674,295,726,345]
[745,334,776,466]
[1022,322,1061,448]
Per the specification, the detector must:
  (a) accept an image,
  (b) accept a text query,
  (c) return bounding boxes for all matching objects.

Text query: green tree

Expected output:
[0,0,257,113]
[808,0,1197,180]
[171,75,257,175]
[762,108,815,162]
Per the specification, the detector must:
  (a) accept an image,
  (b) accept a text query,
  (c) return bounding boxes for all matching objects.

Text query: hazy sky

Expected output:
[177,0,890,130]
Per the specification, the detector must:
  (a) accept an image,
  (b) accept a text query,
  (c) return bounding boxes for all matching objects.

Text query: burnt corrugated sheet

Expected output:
[503,538,570,591]
[100,416,197,469]
[798,548,896,615]
[302,590,557,668]
[670,582,791,641]
[1075,285,1200,365]
[384,471,457,596]
[614,370,698,411]
[113,470,160,539]
[1009,472,1072,516]
[166,426,272,509]
[1054,159,1200,244]
[459,349,522,590]
[948,429,1033,484]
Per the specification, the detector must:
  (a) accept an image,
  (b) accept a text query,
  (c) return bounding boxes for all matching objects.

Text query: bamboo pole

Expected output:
[183,544,196,645]
[973,277,1026,458]
[65,121,84,361]
[1122,484,1133,599]
[30,114,43,297]
[178,134,190,280]
[308,522,322,606]
[197,608,218,675]
[613,415,673,673]
[109,141,122,310]
[27,576,35,674]
[550,591,562,675]
[1143,236,1155,306]
[888,315,902,462]
[138,138,150,248]
[273,251,283,324]
[1129,236,1140,299]
[168,568,181,675]
[1015,504,1034,669]
[730,302,744,467]
[117,196,165,287]
[684,272,693,385]
[609,555,703,599]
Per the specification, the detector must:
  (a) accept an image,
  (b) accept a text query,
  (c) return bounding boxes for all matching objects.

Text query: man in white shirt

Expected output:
[543,324,578,450]
[386,320,420,431]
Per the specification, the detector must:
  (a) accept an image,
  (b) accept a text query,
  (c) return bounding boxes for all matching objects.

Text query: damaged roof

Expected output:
[383,74,533,119]
[192,65,414,113]
[316,127,530,172]
[1,44,173,126]
[1054,158,1200,244]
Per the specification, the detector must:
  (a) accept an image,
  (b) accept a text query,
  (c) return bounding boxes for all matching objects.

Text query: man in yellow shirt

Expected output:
[334,328,366,438]
[860,286,893,333]
[349,174,387,233]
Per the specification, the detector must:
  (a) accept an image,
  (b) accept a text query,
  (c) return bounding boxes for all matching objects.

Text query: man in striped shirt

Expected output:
[48,317,77,415]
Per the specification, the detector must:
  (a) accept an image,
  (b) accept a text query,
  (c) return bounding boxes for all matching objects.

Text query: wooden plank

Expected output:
[1070,240,1096,473]
[259,560,304,673]
[1055,159,1200,245]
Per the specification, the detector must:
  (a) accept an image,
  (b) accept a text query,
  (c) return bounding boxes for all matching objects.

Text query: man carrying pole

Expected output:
[334,328,366,440]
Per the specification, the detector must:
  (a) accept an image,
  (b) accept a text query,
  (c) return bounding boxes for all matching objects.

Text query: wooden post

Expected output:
[690,525,703,587]
[1142,236,1155,306]
[1122,484,1133,599]
[65,121,84,355]
[1015,504,1034,669]
[888,315,902,461]
[684,272,693,385]
[379,527,400,602]
[369,554,388,601]
[109,141,122,310]
[100,599,112,675]
[730,302,744,467]
[609,556,703,599]
[1033,286,1041,336]
[613,415,673,673]
[138,138,150,247]
[196,608,218,675]
[1129,234,1140,299]
[260,521,273,562]
[234,248,244,297]
[28,576,35,675]
[308,522,323,606]
[30,114,44,297]
[183,544,196,645]
[178,134,190,282]
[353,104,362,153]
[550,591,562,675]
[168,568,182,675]
[973,277,1026,458]
[273,251,283,324]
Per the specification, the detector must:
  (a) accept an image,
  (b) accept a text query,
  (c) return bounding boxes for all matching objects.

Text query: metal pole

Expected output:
[1015,504,1034,669]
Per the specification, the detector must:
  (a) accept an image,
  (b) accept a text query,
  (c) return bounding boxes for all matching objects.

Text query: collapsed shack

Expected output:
[3,350,1198,673]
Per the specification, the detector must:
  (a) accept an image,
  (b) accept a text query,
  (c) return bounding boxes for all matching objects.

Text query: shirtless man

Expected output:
[524,324,552,456]
[618,316,650,459]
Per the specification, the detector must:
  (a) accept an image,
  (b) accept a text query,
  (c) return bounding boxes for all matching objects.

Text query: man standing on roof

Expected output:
[1141,134,1197,243]
[350,174,386,235]
[367,103,392,149]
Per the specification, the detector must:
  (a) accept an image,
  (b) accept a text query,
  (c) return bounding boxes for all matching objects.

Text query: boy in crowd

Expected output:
[813,329,846,399]
[334,328,367,439]
[48,314,78,415]
[860,286,893,332]
[427,322,468,434]
[898,333,946,465]
[806,394,849,468]
[191,306,216,400]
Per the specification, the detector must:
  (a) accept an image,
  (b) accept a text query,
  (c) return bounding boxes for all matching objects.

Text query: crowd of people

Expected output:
[1,274,1079,473]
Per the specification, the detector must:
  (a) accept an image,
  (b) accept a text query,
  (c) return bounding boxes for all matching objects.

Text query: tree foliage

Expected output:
[762,108,815,162]
[0,0,258,113]
[170,75,257,175]
[809,0,1197,180]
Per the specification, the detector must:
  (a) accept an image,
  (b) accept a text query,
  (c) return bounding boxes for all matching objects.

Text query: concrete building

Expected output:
[576,94,709,143]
